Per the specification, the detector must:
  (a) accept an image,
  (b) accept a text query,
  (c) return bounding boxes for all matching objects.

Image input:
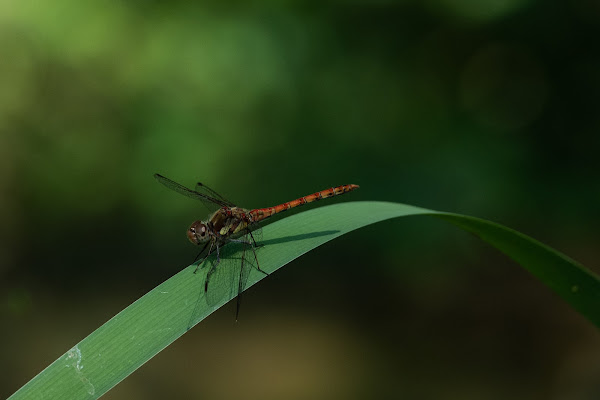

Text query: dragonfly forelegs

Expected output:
[193,240,220,274]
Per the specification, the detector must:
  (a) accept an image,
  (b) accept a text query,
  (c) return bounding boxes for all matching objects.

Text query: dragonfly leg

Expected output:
[193,241,212,274]
[193,241,210,263]
[248,230,268,276]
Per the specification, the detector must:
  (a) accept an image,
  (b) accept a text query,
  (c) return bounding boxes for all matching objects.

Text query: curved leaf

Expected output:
[9,201,600,399]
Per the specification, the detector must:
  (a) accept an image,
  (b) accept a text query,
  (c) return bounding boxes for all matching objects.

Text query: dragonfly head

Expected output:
[188,220,210,245]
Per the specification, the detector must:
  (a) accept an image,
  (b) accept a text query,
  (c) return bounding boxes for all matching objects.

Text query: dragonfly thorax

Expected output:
[188,220,211,245]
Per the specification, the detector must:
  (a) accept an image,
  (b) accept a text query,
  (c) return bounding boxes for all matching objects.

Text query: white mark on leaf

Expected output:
[65,345,95,395]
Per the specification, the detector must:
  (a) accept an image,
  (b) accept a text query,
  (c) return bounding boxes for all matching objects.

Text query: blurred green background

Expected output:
[1,0,600,398]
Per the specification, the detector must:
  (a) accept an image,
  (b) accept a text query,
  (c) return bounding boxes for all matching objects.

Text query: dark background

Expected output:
[1,1,599,399]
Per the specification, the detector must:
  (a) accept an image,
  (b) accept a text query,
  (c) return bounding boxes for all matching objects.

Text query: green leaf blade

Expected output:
[433,213,600,326]
[10,201,600,399]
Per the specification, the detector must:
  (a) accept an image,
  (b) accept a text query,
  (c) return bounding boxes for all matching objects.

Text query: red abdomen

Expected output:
[249,184,359,223]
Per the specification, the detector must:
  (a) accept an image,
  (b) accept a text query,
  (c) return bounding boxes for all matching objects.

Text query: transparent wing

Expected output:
[205,244,242,309]
[154,174,233,213]
[195,182,236,208]
[186,236,258,327]
[235,240,255,320]
[186,248,236,330]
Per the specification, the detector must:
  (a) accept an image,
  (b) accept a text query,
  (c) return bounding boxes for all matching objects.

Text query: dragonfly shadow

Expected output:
[259,230,339,246]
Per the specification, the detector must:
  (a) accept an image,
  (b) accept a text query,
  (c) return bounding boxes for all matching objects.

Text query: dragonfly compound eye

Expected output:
[187,220,207,244]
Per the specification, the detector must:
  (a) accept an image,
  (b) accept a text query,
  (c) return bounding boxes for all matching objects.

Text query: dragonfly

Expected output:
[154,173,359,322]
